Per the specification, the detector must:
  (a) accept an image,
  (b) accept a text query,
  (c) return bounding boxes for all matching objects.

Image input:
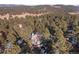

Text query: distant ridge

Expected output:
[0,4,78,15]
[0,4,78,7]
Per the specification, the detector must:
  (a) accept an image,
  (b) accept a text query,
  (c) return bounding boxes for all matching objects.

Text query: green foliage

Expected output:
[0,5,79,53]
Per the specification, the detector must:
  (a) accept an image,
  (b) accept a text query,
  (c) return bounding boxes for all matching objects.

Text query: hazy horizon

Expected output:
[0,0,78,6]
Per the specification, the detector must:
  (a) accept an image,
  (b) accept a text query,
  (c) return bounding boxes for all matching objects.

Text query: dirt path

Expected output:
[0,12,50,19]
[68,12,79,15]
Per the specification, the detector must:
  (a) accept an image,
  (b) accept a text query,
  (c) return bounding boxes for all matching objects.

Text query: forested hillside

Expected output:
[0,4,79,54]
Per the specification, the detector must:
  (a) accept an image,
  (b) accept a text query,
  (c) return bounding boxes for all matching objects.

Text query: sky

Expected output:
[0,0,79,5]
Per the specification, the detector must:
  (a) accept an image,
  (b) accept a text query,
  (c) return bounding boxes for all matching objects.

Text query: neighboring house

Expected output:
[64,33,76,47]
[6,41,13,49]
[0,41,4,53]
[0,31,8,40]
[68,36,77,45]
[18,24,23,29]
[64,27,74,38]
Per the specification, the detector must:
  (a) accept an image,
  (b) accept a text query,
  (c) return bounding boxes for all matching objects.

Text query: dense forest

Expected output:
[0,4,79,54]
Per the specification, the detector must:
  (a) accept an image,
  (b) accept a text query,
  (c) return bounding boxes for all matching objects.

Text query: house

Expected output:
[31,32,43,47]
[68,36,77,45]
